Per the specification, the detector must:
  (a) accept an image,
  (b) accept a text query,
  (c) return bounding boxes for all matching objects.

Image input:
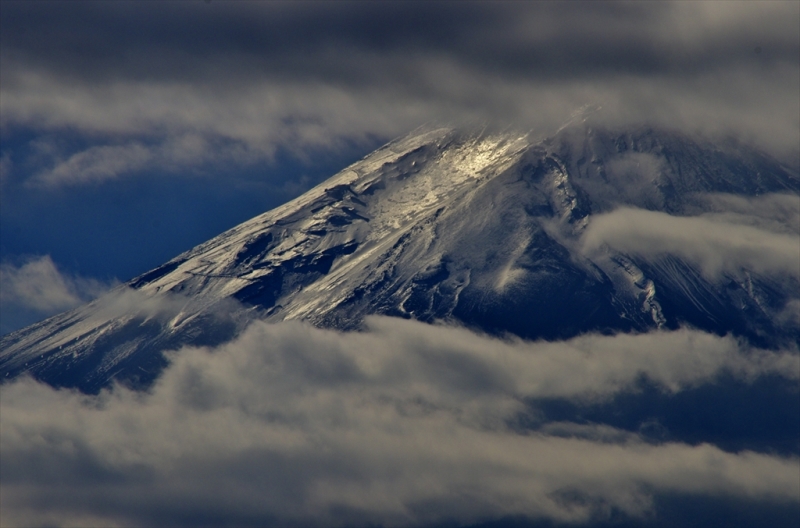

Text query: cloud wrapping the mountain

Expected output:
[698,193,800,236]
[581,206,800,279]
[2,317,798,527]
[0,255,116,334]
[1,1,797,186]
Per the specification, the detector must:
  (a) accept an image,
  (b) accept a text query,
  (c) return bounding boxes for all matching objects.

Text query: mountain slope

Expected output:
[2,123,798,392]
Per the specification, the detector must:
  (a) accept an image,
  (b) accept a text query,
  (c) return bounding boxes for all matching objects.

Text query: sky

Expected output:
[1,2,799,527]
[1,0,799,334]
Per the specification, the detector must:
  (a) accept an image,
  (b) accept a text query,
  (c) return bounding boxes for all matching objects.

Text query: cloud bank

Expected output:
[2,317,798,527]
[1,1,797,186]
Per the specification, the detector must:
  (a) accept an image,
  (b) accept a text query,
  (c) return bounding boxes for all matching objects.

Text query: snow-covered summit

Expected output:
[2,123,798,392]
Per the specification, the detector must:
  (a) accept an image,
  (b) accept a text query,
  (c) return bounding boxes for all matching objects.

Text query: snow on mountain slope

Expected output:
[2,122,798,392]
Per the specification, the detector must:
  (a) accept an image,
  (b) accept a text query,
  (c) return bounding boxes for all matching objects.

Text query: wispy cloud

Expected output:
[29,134,251,186]
[580,204,800,279]
[0,255,114,313]
[0,255,116,334]
[35,143,153,185]
[2,317,797,527]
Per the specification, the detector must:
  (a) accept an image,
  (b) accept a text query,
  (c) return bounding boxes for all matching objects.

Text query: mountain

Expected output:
[2,122,798,393]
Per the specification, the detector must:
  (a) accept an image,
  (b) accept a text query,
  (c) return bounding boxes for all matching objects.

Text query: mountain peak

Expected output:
[2,124,798,392]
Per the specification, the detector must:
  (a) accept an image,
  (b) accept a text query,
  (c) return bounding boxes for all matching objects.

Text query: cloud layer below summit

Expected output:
[2,317,799,527]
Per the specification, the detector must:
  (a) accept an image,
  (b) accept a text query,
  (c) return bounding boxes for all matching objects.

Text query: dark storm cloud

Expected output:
[2,317,798,527]
[1,1,798,185]
[2,2,794,81]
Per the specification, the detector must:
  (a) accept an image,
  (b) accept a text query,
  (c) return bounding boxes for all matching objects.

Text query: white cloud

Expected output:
[2,317,797,527]
[0,255,115,313]
[580,206,800,279]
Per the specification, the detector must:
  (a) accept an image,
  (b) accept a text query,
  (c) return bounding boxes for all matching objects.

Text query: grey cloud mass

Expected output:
[2,317,798,527]
[1,1,798,186]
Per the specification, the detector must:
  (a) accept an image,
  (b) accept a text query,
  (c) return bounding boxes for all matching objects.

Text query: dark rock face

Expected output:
[2,123,798,392]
